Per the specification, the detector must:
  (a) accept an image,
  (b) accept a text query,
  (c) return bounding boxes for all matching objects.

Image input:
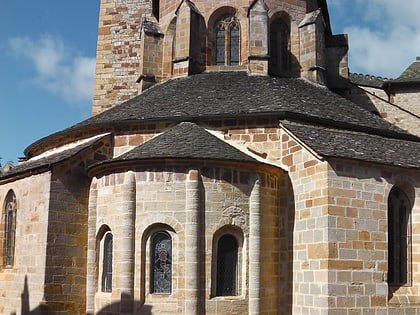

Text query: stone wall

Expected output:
[349,85,420,137]
[0,173,51,314]
[87,163,282,315]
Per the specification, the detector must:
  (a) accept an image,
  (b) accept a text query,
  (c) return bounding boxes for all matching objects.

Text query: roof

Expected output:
[23,71,420,170]
[0,136,108,181]
[43,71,412,140]
[349,73,388,88]
[283,121,420,169]
[392,59,420,84]
[89,122,258,171]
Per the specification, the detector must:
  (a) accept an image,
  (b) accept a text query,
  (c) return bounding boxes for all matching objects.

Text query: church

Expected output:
[1,0,420,314]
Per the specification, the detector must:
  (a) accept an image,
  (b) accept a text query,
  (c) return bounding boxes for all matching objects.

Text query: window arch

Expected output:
[101,232,113,292]
[216,234,238,296]
[151,231,172,294]
[3,190,17,268]
[269,17,290,76]
[214,14,240,66]
[388,187,412,286]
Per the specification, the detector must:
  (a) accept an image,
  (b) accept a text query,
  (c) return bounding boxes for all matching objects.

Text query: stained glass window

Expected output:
[3,191,16,267]
[230,25,239,65]
[388,187,411,286]
[216,234,238,296]
[214,15,240,66]
[102,233,113,292]
[151,231,172,294]
[216,24,226,65]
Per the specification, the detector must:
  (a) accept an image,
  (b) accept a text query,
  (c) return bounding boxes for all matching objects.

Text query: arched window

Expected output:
[214,15,240,66]
[388,187,412,286]
[269,18,290,76]
[3,190,17,268]
[152,0,160,21]
[101,232,113,292]
[151,231,172,294]
[216,234,238,296]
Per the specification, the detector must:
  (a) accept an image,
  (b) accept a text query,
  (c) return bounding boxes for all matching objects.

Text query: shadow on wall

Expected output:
[15,276,153,315]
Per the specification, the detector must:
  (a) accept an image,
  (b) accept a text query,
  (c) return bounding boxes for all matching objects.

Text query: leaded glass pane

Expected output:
[4,192,16,267]
[151,232,172,294]
[102,233,113,292]
[216,25,225,65]
[216,234,238,296]
[230,25,239,65]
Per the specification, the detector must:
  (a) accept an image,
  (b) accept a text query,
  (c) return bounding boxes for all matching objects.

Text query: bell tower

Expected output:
[92,0,348,116]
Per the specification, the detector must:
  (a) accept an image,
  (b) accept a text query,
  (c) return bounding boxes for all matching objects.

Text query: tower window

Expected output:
[269,18,290,76]
[152,0,159,21]
[214,15,240,66]
[3,190,17,268]
[101,232,113,292]
[388,187,411,286]
[216,234,238,296]
[151,231,172,294]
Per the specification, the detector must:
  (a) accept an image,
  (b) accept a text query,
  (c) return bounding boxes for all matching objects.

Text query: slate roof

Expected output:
[283,121,420,169]
[349,73,388,88]
[57,71,409,138]
[0,136,106,181]
[392,60,420,83]
[92,122,258,168]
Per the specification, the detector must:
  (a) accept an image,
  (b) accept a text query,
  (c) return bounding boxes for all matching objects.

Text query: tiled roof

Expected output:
[349,73,388,88]
[0,136,107,180]
[64,72,407,138]
[392,60,420,83]
[93,122,258,166]
[283,121,420,169]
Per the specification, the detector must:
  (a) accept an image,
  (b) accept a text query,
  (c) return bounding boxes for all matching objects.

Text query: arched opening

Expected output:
[388,186,412,286]
[3,190,17,268]
[216,234,238,296]
[269,17,290,76]
[151,231,172,294]
[101,232,113,292]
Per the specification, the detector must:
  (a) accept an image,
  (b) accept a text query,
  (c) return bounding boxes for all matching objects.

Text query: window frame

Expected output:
[3,190,17,268]
[269,17,291,76]
[216,234,239,296]
[101,232,113,293]
[388,186,412,287]
[213,14,241,66]
[150,230,172,294]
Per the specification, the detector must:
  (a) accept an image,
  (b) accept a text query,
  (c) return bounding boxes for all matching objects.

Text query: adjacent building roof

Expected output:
[349,73,388,89]
[391,58,420,84]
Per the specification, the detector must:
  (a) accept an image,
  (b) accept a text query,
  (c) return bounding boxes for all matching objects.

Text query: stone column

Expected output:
[116,171,136,314]
[249,177,261,315]
[86,178,98,315]
[184,169,201,314]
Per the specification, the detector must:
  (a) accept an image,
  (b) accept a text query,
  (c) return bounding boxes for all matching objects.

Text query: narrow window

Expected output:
[216,234,238,296]
[3,191,17,267]
[151,231,172,294]
[215,24,226,65]
[269,18,290,76]
[101,233,113,292]
[214,15,240,66]
[388,187,411,286]
[152,0,160,21]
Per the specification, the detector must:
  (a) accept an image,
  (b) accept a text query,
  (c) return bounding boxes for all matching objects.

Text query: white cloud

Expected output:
[8,34,95,105]
[328,0,420,78]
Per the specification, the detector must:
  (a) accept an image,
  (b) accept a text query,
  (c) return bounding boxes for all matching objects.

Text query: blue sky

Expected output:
[1,0,419,165]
